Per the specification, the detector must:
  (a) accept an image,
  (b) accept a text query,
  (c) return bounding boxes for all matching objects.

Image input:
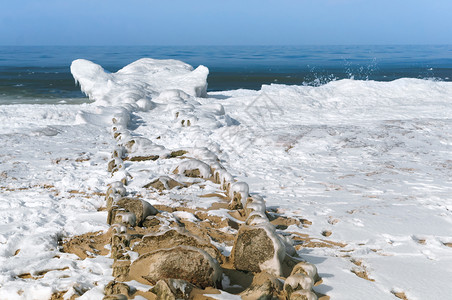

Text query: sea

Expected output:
[0,45,451,105]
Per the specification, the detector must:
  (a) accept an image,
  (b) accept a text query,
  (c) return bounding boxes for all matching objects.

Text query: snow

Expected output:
[1,57,452,299]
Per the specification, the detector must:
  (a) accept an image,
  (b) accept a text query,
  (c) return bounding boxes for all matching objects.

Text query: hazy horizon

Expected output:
[1,0,452,46]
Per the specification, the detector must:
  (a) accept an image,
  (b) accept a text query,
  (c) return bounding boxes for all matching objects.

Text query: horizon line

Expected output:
[1,43,451,47]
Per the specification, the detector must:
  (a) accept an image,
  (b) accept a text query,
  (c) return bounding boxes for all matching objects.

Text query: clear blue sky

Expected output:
[1,0,451,45]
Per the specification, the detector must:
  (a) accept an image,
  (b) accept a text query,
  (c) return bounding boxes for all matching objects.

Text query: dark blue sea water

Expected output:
[1,45,451,104]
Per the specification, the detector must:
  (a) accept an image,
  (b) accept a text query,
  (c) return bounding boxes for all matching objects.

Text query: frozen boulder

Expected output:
[232,224,285,276]
[244,195,267,217]
[112,260,131,281]
[129,246,222,288]
[109,197,158,226]
[104,281,130,297]
[106,182,126,209]
[240,272,283,300]
[213,168,234,191]
[132,228,222,263]
[151,279,195,300]
[103,295,128,300]
[291,261,320,282]
[173,159,212,179]
[113,211,137,227]
[124,137,166,158]
[228,182,249,210]
[108,157,125,174]
[283,273,314,298]
[246,212,270,226]
[289,289,318,300]
[143,176,183,191]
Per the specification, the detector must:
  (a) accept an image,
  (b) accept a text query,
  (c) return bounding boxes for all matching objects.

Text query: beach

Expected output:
[1,48,452,299]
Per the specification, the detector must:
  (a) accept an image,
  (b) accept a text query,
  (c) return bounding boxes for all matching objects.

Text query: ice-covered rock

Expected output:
[291,261,320,282]
[109,197,158,226]
[103,294,128,300]
[124,137,166,158]
[173,159,212,179]
[113,211,137,227]
[128,246,222,288]
[108,157,125,174]
[246,211,270,226]
[232,224,286,276]
[104,281,130,297]
[132,228,222,262]
[289,289,318,300]
[151,279,195,300]
[240,272,283,299]
[229,182,249,209]
[143,176,184,191]
[71,58,209,106]
[284,273,314,297]
[244,194,267,217]
[213,168,234,191]
[106,182,127,209]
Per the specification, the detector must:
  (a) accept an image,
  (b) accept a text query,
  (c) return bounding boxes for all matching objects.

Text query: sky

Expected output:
[1,0,452,46]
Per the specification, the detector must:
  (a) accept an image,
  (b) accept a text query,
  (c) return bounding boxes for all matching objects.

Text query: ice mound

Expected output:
[71,58,209,106]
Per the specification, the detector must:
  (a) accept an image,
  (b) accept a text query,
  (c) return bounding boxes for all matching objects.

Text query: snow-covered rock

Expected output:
[129,246,222,288]
[232,224,286,276]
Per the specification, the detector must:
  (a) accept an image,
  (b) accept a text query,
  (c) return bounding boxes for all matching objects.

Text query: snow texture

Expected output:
[1,57,452,299]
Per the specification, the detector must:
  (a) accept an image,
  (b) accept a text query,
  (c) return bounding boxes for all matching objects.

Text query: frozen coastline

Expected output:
[1,58,452,299]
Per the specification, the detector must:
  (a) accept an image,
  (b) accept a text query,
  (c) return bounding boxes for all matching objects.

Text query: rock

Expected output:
[107,159,116,172]
[244,195,266,217]
[111,233,130,258]
[108,157,125,174]
[106,182,126,209]
[129,155,159,161]
[104,281,130,296]
[289,289,318,300]
[143,176,183,191]
[151,279,195,300]
[61,230,111,260]
[291,262,320,282]
[132,228,223,263]
[283,273,314,298]
[228,182,249,210]
[114,211,137,227]
[240,272,283,300]
[246,212,270,226]
[142,216,162,228]
[152,280,176,300]
[195,211,239,230]
[112,260,130,281]
[107,207,126,226]
[170,150,188,158]
[103,295,128,300]
[173,159,212,179]
[232,225,285,276]
[129,246,222,288]
[114,197,158,226]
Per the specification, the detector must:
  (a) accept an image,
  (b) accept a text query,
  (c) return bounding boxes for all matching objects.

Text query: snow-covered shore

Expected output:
[1,58,452,299]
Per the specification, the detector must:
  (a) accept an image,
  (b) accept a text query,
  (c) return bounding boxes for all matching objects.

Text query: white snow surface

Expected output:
[0,58,452,299]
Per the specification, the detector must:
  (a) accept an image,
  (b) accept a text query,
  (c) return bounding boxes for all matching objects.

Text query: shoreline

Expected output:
[1,57,452,299]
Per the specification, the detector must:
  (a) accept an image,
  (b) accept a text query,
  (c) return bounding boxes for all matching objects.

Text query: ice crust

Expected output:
[1,57,452,299]
[71,58,209,106]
